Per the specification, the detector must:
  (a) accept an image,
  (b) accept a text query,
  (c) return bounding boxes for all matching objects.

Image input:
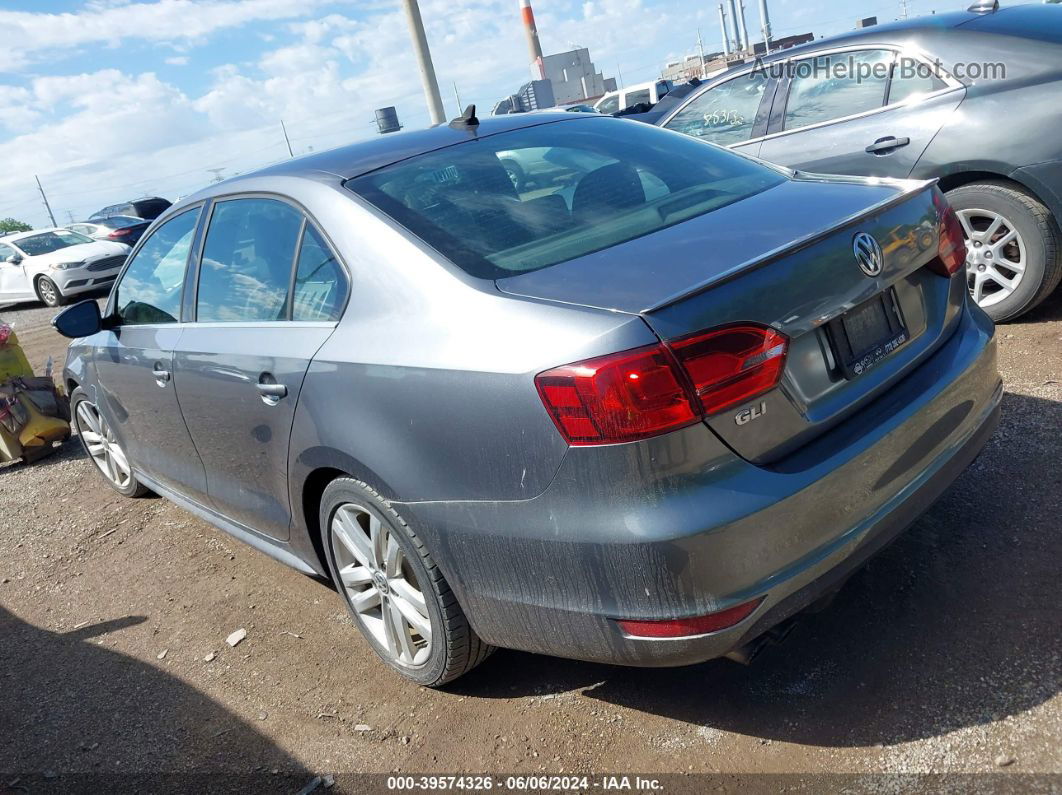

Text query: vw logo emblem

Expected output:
[852,232,884,277]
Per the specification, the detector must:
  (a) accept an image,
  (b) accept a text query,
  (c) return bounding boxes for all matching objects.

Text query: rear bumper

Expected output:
[402,303,1000,666]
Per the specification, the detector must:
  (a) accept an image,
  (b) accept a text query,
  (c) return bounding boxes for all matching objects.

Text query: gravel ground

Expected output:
[1,289,1060,793]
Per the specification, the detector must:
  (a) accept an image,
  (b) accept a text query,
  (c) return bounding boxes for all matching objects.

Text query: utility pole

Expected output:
[400,0,446,125]
[281,119,294,158]
[900,0,909,19]
[453,82,463,114]
[718,4,731,56]
[697,28,707,78]
[34,175,56,227]
[758,0,772,53]
[616,63,625,89]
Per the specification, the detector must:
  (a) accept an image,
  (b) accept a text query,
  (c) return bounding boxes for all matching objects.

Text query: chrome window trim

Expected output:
[659,43,963,149]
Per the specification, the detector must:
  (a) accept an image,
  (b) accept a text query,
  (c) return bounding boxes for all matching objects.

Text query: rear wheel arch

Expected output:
[936,171,1052,214]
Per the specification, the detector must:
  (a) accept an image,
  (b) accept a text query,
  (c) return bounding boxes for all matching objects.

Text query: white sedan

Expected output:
[0,228,130,307]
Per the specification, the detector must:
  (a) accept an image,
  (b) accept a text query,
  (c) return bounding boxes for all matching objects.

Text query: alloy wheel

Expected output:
[37,278,58,306]
[958,208,1027,309]
[74,400,132,489]
[331,503,433,667]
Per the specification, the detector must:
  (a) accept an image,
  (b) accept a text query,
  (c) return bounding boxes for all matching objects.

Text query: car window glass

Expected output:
[12,230,93,256]
[597,94,619,114]
[624,89,651,108]
[114,208,200,325]
[196,198,302,323]
[888,60,947,104]
[664,72,767,145]
[349,117,785,278]
[0,242,16,261]
[784,50,892,130]
[292,226,347,322]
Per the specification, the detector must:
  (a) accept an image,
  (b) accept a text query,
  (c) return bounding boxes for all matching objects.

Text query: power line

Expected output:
[35,175,56,227]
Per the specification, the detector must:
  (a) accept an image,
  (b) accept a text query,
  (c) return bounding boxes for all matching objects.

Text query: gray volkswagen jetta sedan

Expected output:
[54,112,1001,686]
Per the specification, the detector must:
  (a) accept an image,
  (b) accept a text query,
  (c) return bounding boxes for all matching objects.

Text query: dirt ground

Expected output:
[1,289,1060,794]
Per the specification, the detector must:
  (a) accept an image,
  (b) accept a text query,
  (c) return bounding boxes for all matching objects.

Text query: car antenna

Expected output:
[449,104,479,130]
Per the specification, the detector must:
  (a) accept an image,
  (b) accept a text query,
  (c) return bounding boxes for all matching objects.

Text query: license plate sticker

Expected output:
[826,290,908,379]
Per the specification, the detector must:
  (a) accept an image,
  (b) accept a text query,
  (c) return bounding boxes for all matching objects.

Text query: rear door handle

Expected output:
[865,136,910,154]
[152,363,171,387]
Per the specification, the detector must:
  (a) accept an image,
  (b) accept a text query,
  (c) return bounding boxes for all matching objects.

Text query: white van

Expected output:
[594,80,674,114]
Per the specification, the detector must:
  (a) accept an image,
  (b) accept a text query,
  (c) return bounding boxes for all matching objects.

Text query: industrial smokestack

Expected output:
[727,0,741,53]
[758,0,772,50]
[519,0,546,79]
[718,4,731,55]
[736,1,750,52]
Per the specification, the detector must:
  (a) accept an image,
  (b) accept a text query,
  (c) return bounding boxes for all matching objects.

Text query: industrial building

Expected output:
[540,48,617,105]
[662,32,815,83]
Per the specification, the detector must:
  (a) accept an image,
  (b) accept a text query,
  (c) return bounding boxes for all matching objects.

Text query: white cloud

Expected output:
[0,0,336,72]
[165,55,190,65]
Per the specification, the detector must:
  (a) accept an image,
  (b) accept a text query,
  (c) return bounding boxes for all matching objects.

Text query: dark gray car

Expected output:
[54,113,1000,686]
[652,3,1062,321]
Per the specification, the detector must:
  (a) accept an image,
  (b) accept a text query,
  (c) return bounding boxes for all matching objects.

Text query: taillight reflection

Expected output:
[930,192,967,276]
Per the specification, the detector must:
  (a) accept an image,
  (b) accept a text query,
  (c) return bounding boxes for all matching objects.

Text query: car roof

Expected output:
[240,112,593,185]
[1,227,67,242]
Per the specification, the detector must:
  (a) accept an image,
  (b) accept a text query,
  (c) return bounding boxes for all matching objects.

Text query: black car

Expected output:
[88,197,171,223]
[647,2,1062,321]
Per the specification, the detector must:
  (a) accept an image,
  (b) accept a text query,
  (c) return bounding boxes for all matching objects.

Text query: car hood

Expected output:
[24,241,129,269]
[495,174,921,314]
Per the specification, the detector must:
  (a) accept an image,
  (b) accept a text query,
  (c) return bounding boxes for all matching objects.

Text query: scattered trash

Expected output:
[97,529,117,540]
[401,735,411,745]
[280,630,303,639]
[204,651,216,662]
[316,713,338,720]
[354,724,371,732]
[72,620,90,630]
[995,754,1016,767]
[257,712,268,721]
[157,649,167,660]
[226,628,247,647]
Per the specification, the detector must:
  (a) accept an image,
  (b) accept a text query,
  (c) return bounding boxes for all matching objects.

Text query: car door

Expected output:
[91,206,211,503]
[757,48,966,178]
[0,242,33,301]
[660,69,772,158]
[172,196,347,541]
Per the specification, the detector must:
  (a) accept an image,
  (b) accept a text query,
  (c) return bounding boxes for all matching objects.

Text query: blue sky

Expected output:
[0,0,972,227]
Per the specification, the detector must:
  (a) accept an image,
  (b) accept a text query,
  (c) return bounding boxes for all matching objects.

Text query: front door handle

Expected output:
[256,376,288,405]
[152,363,171,387]
[865,136,911,154]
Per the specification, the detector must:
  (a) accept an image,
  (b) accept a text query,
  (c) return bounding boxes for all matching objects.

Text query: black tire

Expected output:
[500,158,526,193]
[35,276,64,308]
[70,388,149,498]
[946,181,1062,322]
[319,477,493,687]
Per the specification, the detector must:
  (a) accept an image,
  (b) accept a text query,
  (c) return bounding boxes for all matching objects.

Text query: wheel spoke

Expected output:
[77,403,102,436]
[384,537,401,577]
[333,509,373,569]
[350,586,381,614]
[957,211,977,239]
[992,229,1017,250]
[983,215,1004,242]
[386,599,417,662]
[109,444,131,476]
[381,597,401,658]
[986,268,1017,293]
[369,514,386,568]
[391,591,431,639]
[339,563,373,588]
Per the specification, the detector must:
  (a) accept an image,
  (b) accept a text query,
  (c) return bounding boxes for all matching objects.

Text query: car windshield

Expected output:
[14,230,94,256]
[347,118,786,278]
[100,215,144,228]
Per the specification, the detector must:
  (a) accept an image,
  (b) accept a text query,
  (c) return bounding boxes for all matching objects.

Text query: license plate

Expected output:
[826,290,908,379]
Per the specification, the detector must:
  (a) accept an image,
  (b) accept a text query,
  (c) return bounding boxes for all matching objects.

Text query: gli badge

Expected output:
[735,401,767,426]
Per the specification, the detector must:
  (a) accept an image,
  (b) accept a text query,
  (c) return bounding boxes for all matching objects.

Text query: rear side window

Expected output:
[665,72,768,145]
[293,226,347,321]
[348,117,785,278]
[888,61,947,104]
[624,89,651,108]
[784,50,892,130]
[597,94,619,114]
[114,208,200,325]
[196,198,302,322]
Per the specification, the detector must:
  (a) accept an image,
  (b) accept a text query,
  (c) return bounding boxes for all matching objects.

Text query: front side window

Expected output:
[783,50,893,130]
[114,208,200,325]
[0,242,17,262]
[665,72,768,146]
[597,94,620,114]
[293,226,347,322]
[196,198,302,322]
[348,117,785,279]
[13,230,94,256]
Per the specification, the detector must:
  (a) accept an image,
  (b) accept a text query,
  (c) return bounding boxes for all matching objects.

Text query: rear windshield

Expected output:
[14,230,93,256]
[103,215,147,229]
[347,118,786,278]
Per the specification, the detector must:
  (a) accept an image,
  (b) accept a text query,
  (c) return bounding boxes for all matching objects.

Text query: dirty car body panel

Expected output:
[63,113,1000,671]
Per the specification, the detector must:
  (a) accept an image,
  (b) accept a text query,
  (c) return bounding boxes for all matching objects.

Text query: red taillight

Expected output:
[617,597,764,638]
[108,228,132,239]
[535,324,788,445]
[535,344,699,445]
[671,325,788,416]
[930,192,967,276]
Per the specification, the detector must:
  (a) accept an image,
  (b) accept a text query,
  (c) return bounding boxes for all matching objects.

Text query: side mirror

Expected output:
[52,300,103,339]
[3,253,21,265]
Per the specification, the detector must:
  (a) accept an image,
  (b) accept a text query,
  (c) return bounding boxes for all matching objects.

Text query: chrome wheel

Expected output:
[331,504,432,667]
[74,400,132,489]
[958,208,1027,309]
